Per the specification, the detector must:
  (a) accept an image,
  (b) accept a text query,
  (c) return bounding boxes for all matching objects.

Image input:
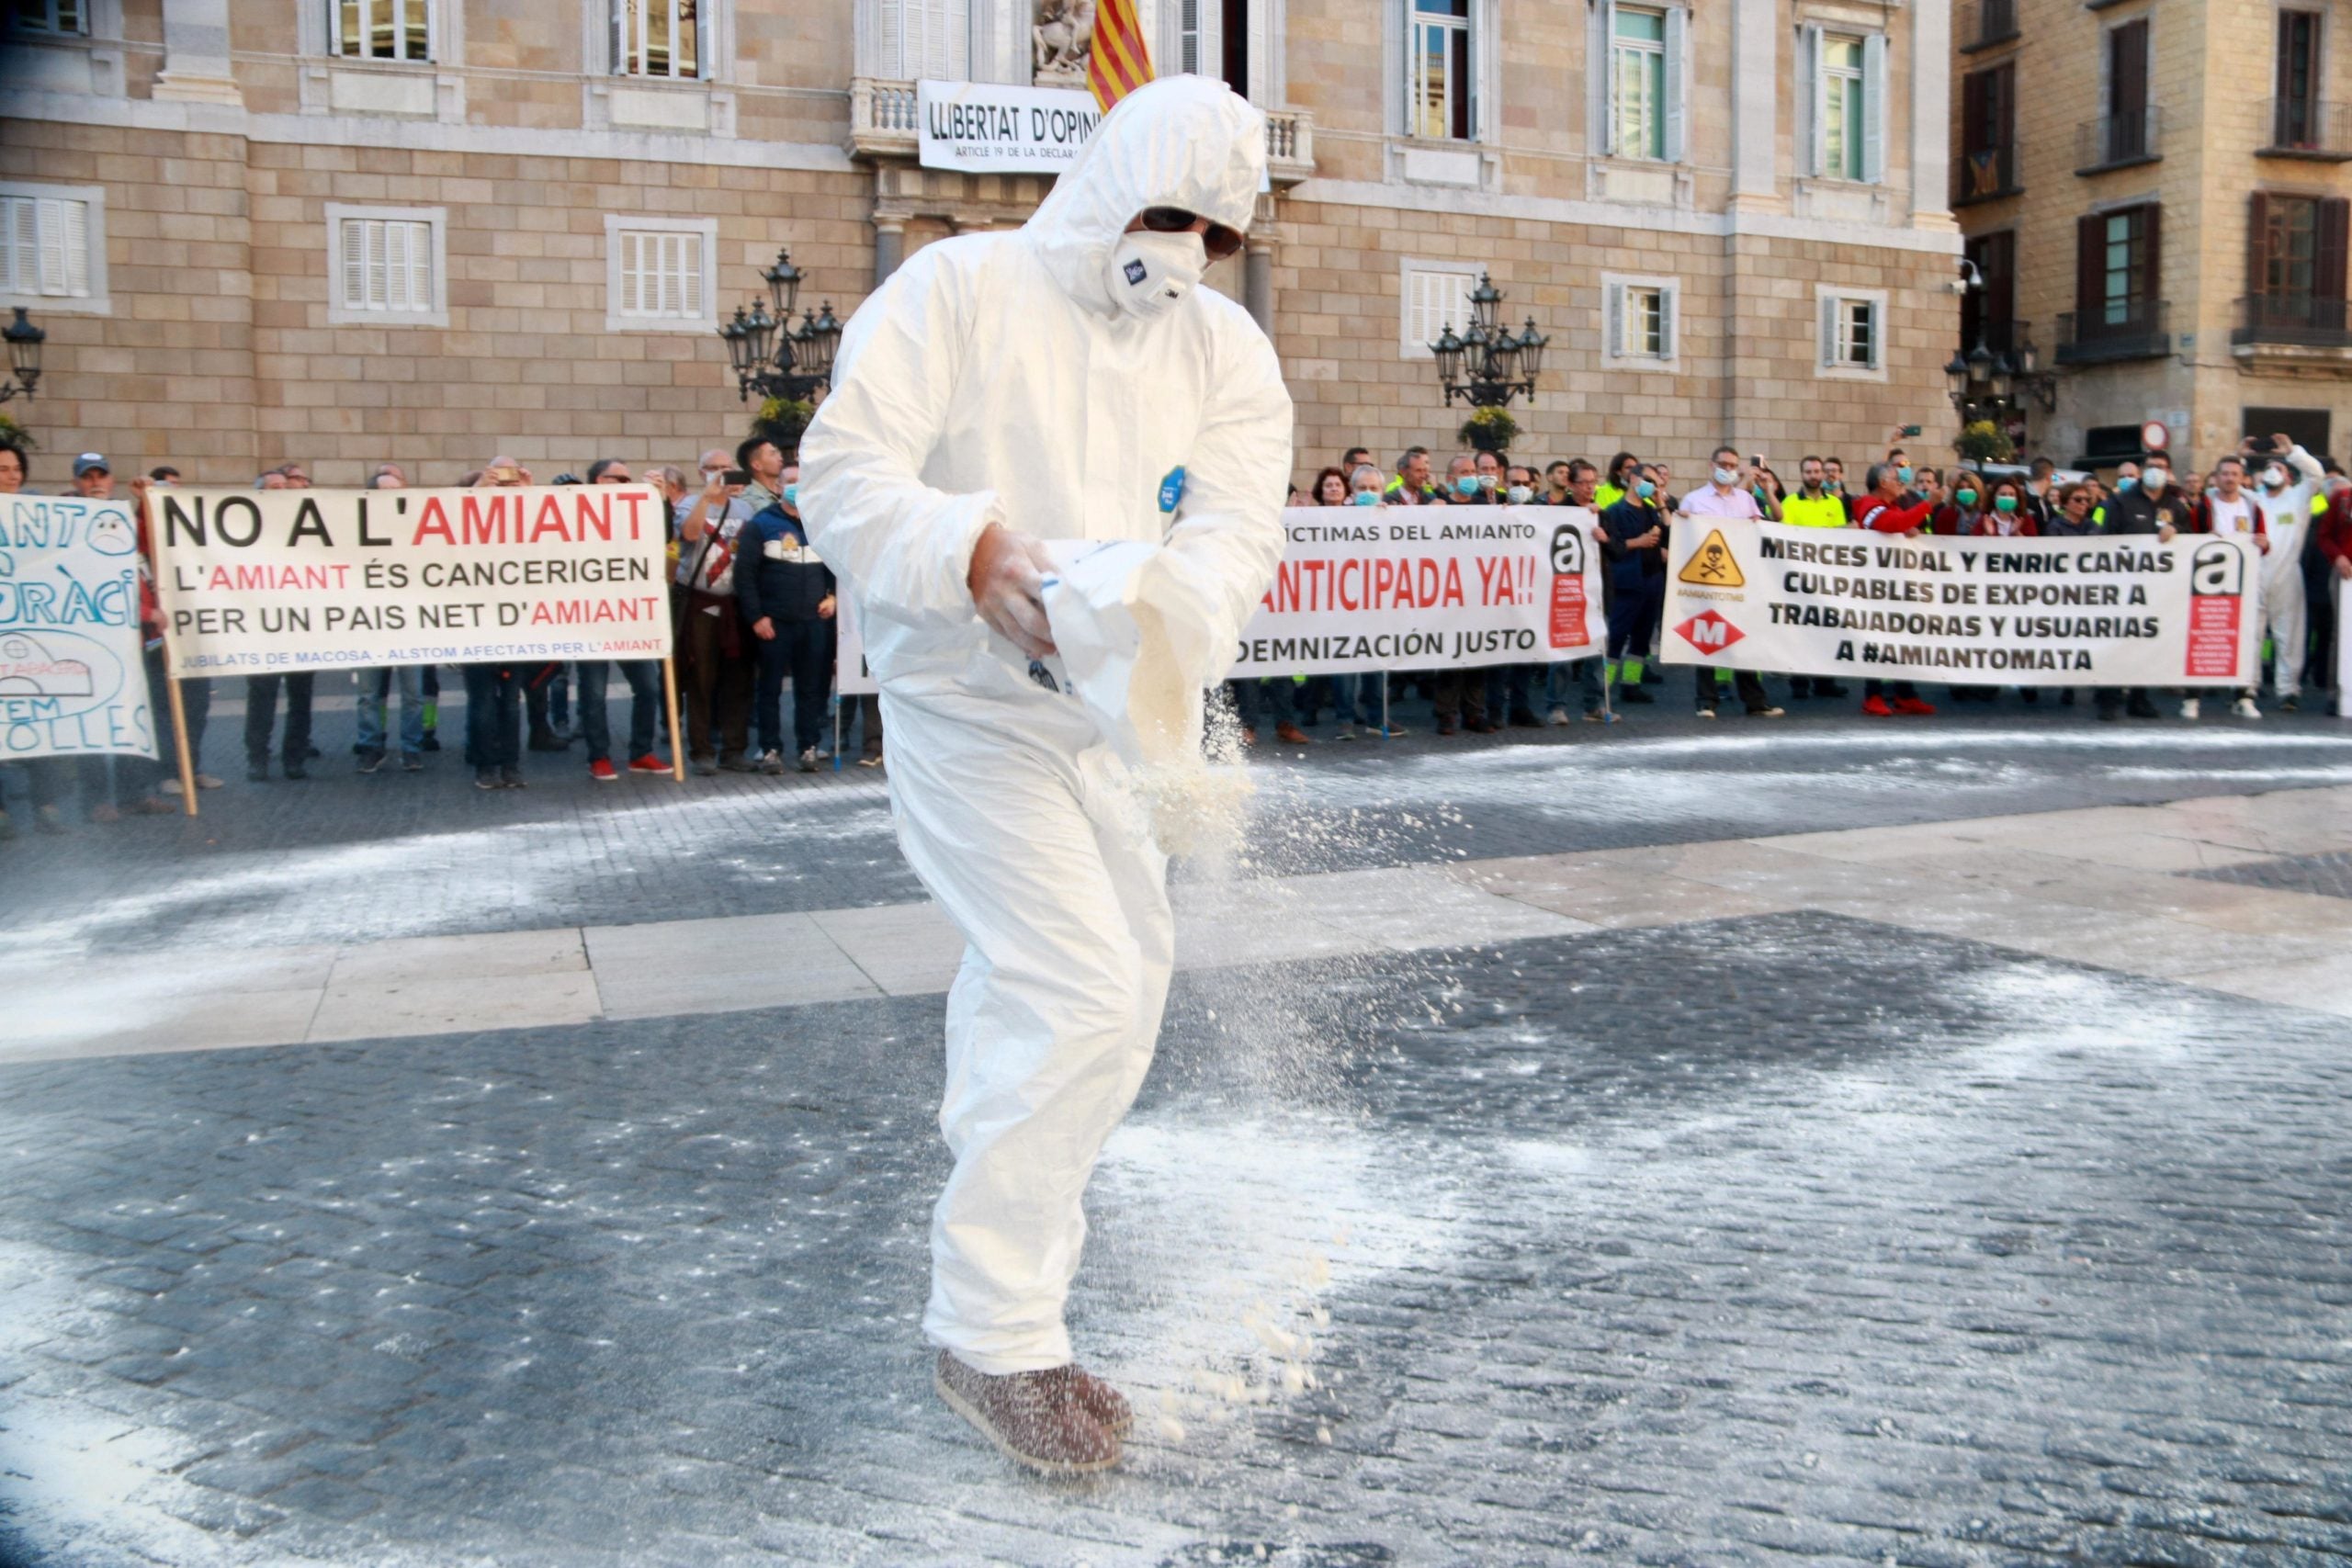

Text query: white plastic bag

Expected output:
[1037,538,1223,771]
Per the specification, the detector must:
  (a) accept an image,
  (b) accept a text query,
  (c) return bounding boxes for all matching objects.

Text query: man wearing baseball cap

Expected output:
[72,452,108,480]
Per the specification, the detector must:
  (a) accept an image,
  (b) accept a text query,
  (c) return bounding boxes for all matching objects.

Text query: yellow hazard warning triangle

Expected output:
[1678,528,1746,587]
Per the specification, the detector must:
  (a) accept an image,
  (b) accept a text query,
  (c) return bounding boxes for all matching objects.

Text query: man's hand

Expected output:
[1633,525,1662,549]
[2158,525,2177,543]
[752,615,776,642]
[818,594,836,621]
[2274,432,2296,456]
[2334,553,2350,579]
[2260,536,2274,555]
[967,522,1057,658]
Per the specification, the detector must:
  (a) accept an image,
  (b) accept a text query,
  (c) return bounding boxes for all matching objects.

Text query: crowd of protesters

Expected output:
[0,437,870,835]
[3,424,2348,836]
[1229,429,2352,742]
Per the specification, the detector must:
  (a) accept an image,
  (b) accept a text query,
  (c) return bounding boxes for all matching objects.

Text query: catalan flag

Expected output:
[1088,0,1154,110]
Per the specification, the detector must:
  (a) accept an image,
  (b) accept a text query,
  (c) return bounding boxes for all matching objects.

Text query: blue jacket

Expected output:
[1597,495,1668,592]
[734,504,834,626]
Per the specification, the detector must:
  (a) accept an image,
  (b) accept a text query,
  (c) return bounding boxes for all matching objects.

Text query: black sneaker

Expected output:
[246,761,268,782]
[422,733,442,751]
[1618,685,1655,705]
[500,765,526,788]
[2126,694,2161,719]
[475,768,501,790]
[356,750,386,774]
[2281,694,2301,712]
[1814,682,1850,698]
[401,753,424,772]
[527,728,568,752]
[282,761,308,780]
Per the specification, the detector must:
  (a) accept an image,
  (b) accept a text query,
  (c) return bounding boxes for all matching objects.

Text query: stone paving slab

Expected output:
[7,697,2351,956]
[5,913,2352,1564]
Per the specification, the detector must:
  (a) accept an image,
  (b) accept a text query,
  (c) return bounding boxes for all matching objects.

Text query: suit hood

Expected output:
[1023,74,1266,314]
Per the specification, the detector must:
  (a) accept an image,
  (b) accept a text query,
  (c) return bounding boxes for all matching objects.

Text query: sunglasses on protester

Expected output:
[1138,206,1245,262]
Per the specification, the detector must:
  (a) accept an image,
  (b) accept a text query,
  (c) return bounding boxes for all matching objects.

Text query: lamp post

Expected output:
[1430,273,1547,408]
[0,307,44,403]
[718,247,841,404]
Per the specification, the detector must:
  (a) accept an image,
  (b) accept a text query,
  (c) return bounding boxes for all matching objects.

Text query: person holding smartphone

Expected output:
[673,446,759,773]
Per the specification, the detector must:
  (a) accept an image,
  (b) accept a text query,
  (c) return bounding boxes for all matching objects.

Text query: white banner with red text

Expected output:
[1659,517,2261,686]
[1,491,157,761]
[151,486,673,675]
[833,505,1600,694]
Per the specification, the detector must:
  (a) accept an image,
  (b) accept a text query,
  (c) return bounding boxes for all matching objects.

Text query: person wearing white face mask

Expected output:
[797,76,1289,1476]
[1677,445,1783,717]
[2240,432,2325,710]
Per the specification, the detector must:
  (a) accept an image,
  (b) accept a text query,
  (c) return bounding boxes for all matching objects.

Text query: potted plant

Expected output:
[752,396,814,455]
[1457,405,1519,454]
[1952,419,2014,466]
[0,411,36,454]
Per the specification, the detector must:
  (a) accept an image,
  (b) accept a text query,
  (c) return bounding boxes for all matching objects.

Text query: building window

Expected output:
[1408,0,1474,141]
[1958,62,2016,201]
[2098,205,2149,325]
[613,0,704,78]
[1611,6,1666,159]
[1815,286,1888,378]
[1800,23,1884,182]
[1961,229,2017,354]
[2099,17,2151,163]
[326,204,447,327]
[1602,274,1678,367]
[605,215,718,333]
[332,0,432,61]
[874,0,967,80]
[1823,35,1865,181]
[0,190,92,301]
[9,0,85,33]
[2273,11,2322,150]
[1399,257,1480,358]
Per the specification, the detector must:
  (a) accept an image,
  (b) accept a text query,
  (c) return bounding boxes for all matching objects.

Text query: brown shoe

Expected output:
[1274,721,1314,744]
[1067,1365,1133,1438]
[934,1351,1120,1475]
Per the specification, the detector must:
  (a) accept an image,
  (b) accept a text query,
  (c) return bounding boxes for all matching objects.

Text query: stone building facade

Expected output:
[1,0,1962,490]
[1951,0,2352,468]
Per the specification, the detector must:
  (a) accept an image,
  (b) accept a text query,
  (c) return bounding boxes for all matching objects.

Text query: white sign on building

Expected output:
[916,79,1103,173]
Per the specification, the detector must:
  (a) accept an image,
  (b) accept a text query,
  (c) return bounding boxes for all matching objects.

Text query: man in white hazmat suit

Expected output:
[797,76,1292,1474]
[2246,434,2325,709]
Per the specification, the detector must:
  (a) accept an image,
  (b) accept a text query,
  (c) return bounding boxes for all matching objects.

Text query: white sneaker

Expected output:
[195,773,223,790]
[2179,697,2199,720]
[159,777,184,795]
[2233,695,2262,719]
[1545,706,1570,726]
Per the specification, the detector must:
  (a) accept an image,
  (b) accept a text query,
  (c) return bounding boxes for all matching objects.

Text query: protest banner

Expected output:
[0,491,156,765]
[834,505,1599,693]
[1229,505,1598,675]
[917,79,1102,173]
[152,485,673,672]
[151,484,683,798]
[1659,517,2261,686]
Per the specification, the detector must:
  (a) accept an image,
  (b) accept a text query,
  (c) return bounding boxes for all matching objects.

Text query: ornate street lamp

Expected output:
[1431,273,1545,408]
[1,307,44,403]
[716,247,841,403]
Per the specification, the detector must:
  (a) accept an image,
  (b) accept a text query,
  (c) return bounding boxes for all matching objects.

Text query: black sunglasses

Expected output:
[1139,206,1245,262]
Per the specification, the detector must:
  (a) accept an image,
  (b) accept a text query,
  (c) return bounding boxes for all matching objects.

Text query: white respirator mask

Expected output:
[1106,229,1207,321]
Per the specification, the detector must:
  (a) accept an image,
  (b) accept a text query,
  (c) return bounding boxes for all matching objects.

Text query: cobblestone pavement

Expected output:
[5,682,2349,953]
[6,908,2352,1566]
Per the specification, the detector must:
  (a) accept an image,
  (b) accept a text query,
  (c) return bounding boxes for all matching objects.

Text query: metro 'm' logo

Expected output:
[1675,609,1745,653]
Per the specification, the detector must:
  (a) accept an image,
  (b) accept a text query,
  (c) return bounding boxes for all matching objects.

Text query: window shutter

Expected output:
[2142,203,2161,315]
[2317,197,2351,305]
[612,0,628,75]
[680,233,704,317]
[57,197,87,297]
[1801,25,1825,177]
[1819,295,1837,365]
[2075,212,2102,317]
[2,200,26,294]
[35,199,68,295]
[2247,192,2271,299]
[1605,283,1623,357]
[1662,6,1686,163]
[1658,288,1675,358]
[1860,32,1887,184]
[341,219,367,310]
[1595,0,1619,155]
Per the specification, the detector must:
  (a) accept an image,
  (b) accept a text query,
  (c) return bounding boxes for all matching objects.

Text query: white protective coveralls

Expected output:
[797,75,1294,1375]
[2253,444,2326,698]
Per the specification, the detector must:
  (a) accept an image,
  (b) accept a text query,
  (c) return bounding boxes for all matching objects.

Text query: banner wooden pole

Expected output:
[662,654,685,781]
[164,669,198,818]
[139,486,201,818]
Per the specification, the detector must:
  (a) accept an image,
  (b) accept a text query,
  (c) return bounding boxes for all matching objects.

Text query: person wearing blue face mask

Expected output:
[738,458,840,771]
[1678,446,1783,717]
[1442,452,1489,503]
[1596,464,1671,710]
